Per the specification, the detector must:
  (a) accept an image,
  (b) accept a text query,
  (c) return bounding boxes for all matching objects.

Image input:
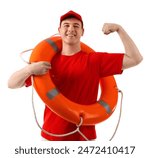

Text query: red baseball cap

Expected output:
[60,10,83,26]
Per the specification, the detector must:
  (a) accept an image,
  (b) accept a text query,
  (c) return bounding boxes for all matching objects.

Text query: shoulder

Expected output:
[87,52,108,62]
[80,51,107,57]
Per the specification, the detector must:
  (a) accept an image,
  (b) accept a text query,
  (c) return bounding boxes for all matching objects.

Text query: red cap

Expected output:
[60,10,83,26]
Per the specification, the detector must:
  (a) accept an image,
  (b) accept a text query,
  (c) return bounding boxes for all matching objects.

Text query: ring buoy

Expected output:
[30,36,118,125]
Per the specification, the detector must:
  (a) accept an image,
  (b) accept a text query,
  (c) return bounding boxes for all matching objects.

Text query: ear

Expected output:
[81,28,84,36]
[58,27,61,34]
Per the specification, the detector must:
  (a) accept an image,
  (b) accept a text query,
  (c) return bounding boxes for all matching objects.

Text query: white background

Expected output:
[0,0,150,157]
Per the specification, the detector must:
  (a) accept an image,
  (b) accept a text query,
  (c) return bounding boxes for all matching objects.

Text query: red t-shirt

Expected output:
[26,51,124,141]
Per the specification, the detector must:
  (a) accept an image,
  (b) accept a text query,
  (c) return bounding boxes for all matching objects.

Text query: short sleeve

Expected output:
[89,52,124,77]
[25,76,32,87]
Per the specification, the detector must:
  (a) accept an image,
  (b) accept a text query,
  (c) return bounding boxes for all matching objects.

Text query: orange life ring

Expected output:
[30,36,118,125]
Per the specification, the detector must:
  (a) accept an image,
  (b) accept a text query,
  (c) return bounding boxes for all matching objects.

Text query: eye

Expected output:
[74,25,79,28]
[64,24,69,28]
[62,23,70,28]
[73,24,80,28]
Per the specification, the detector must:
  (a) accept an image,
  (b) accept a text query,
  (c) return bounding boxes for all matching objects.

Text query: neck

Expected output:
[61,42,81,56]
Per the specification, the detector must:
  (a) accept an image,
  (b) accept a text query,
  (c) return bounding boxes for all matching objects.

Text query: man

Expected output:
[8,10,143,141]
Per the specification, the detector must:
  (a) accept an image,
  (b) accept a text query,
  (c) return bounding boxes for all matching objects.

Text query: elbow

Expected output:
[123,54,143,69]
[131,56,143,68]
[8,83,23,89]
[8,80,16,89]
[135,55,143,65]
[8,79,23,89]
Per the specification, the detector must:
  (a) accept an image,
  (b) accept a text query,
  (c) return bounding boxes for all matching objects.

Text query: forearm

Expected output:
[117,26,143,69]
[8,61,51,89]
[8,65,32,89]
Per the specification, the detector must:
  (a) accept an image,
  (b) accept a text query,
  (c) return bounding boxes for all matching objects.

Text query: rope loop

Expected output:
[109,89,123,141]
[31,76,89,140]
[20,45,123,141]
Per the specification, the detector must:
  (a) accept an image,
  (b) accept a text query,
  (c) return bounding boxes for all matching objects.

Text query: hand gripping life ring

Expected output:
[30,36,118,125]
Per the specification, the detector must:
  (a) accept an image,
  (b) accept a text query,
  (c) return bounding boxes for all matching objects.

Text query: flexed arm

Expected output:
[102,23,143,69]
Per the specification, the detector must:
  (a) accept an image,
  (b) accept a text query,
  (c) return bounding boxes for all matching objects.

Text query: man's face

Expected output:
[58,18,84,45]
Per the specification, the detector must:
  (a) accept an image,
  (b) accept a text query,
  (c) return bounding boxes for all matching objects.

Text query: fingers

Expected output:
[102,23,120,35]
[38,62,51,75]
[31,61,51,69]
[42,62,52,69]
[29,61,52,75]
[102,23,111,35]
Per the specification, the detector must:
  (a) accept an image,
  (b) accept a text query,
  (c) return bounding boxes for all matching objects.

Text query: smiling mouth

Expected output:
[66,34,76,37]
[68,35,74,37]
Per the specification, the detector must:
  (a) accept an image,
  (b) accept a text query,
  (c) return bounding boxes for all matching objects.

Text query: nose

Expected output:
[68,25,75,32]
